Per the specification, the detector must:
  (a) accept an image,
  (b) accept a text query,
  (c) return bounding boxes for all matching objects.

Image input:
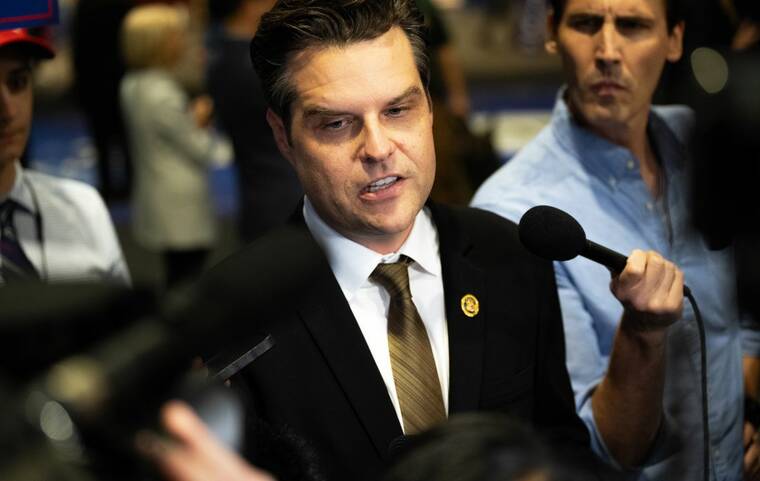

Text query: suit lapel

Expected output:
[430,204,486,414]
[297,252,402,461]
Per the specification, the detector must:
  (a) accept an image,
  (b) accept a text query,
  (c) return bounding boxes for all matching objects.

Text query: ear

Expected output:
[425,89,434,126]
[667,21,685,63]
[266,108,294,165]
[545,12,558,54]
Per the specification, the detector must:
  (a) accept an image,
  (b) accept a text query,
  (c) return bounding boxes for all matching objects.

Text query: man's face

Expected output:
[268,27,435,253]
[548,0,683,132]
[0,51,33,168]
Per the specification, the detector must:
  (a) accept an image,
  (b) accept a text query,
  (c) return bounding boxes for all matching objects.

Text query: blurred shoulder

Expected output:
[652,104,695,144]
[472,126,576,224]
[25,170,109,220]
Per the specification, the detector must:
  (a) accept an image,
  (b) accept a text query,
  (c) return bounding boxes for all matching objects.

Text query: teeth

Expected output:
[366,176,398,193]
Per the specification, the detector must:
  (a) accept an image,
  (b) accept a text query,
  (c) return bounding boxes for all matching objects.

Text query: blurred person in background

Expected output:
[120,3,232,289]
[730,0,760,51]
[656,0,759,104]
[71,0,134,202]
[416,0,500,206]
[206,0,303,243]
[0,28,130,285]
[472,0,760,479]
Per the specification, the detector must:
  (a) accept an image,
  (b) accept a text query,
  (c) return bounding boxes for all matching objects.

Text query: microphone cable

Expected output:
[685,289,710,481]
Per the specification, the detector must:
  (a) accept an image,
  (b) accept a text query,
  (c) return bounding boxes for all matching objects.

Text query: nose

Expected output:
[361,119,394,163]
[595,20,621,72]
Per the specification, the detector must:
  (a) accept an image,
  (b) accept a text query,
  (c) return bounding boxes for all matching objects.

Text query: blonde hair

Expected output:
[121,4,189,70]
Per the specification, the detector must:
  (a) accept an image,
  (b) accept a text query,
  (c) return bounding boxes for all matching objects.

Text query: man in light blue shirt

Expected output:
[472,0,760,479]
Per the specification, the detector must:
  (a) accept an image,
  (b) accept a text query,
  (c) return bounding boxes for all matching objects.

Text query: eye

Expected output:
[616,18,651,34]
[7,70,30,93]
[385,106,409,118]
[567,16,603,34]
[321,118,351,131]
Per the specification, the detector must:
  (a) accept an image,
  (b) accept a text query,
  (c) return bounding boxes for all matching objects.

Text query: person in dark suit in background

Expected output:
[193,1,674,480]
[71,0,134,202]
[206,0,303,243]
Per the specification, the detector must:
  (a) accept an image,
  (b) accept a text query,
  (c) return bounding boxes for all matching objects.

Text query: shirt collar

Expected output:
[303,197,440,301]
[550,87,678,183]
[1,162,35,214]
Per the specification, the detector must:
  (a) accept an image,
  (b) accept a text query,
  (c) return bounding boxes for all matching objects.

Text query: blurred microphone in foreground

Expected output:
[0,223,324,481]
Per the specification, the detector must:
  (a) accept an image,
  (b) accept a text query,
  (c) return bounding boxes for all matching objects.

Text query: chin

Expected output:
[584,104,628,124]
[367,211,416,235]
[0,155,19,168]
[370,217,412,235]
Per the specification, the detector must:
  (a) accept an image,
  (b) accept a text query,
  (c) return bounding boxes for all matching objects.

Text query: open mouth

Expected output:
[363,176,400,194]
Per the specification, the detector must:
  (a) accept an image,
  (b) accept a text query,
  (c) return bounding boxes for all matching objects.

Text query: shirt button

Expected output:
[627,159,636,170]
[609,177,617,187]
[646,202,654,211]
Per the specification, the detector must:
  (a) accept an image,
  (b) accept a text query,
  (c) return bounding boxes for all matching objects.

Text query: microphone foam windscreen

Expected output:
[518,205,587,261]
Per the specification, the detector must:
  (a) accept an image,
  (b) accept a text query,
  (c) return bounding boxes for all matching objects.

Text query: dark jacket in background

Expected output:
[206,29,303,243]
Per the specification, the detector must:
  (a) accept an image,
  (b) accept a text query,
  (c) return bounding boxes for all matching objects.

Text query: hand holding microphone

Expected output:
[519,206,709,481]
[519,205,686,332]
[611,249,684,333]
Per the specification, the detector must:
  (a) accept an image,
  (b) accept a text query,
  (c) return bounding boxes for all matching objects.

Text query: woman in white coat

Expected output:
[120,4,231,288]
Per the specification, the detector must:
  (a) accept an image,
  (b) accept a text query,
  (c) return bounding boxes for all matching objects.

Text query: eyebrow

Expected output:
[565,12,654,22]
[302,86,424,120]
[615,15,655,25]
[11,64,32,75]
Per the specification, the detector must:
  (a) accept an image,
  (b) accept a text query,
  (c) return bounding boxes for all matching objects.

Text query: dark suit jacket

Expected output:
[202,203,592,481]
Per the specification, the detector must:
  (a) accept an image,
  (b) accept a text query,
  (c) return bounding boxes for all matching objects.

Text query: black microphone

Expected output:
[518,205,690,295]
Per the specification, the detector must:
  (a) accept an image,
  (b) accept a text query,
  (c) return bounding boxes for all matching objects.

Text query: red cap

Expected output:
[0,28,55,59]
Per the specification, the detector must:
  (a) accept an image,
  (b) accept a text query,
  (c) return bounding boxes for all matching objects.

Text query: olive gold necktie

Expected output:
[370,255,446,434]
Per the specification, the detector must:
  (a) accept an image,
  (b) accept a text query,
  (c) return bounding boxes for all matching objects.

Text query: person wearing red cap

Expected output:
[0,28,130,284]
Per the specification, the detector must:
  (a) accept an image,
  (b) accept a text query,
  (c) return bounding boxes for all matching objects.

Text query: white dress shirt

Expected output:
[303,197,448,431]
[0,162,130,285]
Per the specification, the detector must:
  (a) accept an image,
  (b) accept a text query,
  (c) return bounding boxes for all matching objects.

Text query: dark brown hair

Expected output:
[250,0,429,127]
[547,0,684,31]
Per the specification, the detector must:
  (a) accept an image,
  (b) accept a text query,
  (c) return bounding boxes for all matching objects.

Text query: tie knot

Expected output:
[0,200,17,226]
[371,255,413,300]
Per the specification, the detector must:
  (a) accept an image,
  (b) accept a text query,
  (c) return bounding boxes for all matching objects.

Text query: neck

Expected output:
[602,121,663,198]
[0,161,17,198]
[305,197,417,256]
[350,227,414,256]
[573,104,662,198]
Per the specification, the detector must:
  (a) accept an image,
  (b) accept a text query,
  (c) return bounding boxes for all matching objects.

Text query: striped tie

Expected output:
[0,200,40,282]
[371,255,446,434]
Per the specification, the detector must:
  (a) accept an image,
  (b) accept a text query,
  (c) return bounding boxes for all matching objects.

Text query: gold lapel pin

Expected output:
[460,294,480,318]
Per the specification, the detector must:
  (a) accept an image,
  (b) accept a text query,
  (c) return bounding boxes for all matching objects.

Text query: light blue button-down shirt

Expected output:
[472,93,760,481]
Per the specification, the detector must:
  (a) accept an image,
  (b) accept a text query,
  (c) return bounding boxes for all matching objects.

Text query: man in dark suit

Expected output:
[193,1,671,480]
